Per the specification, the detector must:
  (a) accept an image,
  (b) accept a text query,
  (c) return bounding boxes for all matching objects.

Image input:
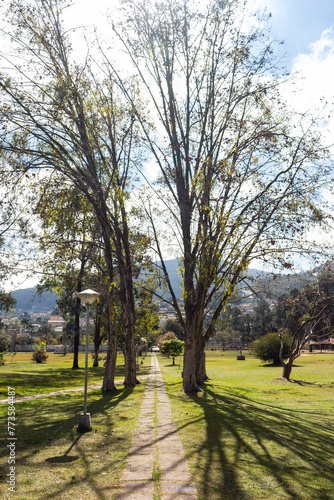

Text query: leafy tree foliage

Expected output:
[162,319,185,341]
[0,334,11,352]
[157,331,178,349]
[0,292,16,313]
[161,339,184,365]
[0,0,151,387]
[215,327,240,350]
[114,0,332,391]
[275,264,334,379]
[252,332,290,365]
[251,300,275,338]
[0,0,332,394]
[36,185,109,369]
[135,289,161,340]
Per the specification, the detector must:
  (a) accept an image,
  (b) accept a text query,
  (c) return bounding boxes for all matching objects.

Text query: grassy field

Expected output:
[0,352,150,500]
[0,352,134,399]
[159,350,334,500]
[1,350,334,499]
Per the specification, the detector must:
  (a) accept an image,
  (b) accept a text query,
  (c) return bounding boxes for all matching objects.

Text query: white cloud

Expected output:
[278,29,334,147]
[292,28,334,106]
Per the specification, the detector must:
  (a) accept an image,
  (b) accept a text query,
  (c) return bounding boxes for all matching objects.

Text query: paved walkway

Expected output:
[116,353,197,499]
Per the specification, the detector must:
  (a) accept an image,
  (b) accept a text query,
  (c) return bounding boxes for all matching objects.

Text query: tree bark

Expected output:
[282,359,293,380]
[72,296,81,369]
[93,304,103,367]
[123,328,138,385]
[195,336,209,385]
[116,208,138,386]
[93,342,99,368]
[72,259,85,369]
[182,335,201,393]
[102,296,117,392]
[102,335,117,392]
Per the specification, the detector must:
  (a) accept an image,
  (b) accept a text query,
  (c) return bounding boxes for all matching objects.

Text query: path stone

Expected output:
[116,353,197,499]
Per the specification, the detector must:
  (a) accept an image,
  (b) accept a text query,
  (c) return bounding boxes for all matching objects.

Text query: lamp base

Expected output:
[77,413,92,433]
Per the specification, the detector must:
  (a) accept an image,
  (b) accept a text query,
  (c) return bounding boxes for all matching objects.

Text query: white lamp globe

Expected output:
[77,289,100,305]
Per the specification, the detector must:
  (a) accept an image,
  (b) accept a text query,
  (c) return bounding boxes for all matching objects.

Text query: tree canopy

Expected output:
[0,0,333,392]
[113,0,332,390]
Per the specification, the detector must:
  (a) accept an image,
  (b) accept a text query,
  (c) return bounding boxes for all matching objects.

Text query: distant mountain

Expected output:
[12,288,57,313]
[246,269,315,298]
[11,263,314,313]
[155,259,313,301]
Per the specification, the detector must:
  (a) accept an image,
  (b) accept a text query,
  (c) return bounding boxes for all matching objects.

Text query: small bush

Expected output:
[32,342,48,363]
[252,332,290,365]
[0,334,10,352]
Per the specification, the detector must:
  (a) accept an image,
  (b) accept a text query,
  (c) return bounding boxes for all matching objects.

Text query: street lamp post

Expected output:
[77,289,100,433]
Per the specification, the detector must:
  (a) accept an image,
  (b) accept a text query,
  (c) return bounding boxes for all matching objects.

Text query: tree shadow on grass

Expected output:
[0,385,138,500]
[0,363,151,394]
[185,385,334,500]
[0,363,151,400]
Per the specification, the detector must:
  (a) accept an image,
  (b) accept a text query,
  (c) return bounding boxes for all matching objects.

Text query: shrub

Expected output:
[32,342,48,363]
[0,334,10,352]
[15,334,33,346]
[252,332,290,365]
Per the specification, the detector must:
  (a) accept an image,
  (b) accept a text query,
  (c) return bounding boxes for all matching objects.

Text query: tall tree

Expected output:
[36,181,95,368]
[0,0,146,386]
[113,0,332,391]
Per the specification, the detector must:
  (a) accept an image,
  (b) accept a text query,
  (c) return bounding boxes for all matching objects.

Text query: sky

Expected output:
[4,0,334,291]
[255,0,334,59]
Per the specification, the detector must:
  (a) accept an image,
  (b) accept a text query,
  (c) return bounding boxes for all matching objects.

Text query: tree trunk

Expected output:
[102,337,117,392]
[93,341,99,367]
[123,325,138,386]
[72,260,85,369]
[72,297,81,369]
[182,336,201,393]
[282,359,293,380]
[102,295,117,392]
[93,306,103,368]
[195,336,209,385]
[117,212,138,386]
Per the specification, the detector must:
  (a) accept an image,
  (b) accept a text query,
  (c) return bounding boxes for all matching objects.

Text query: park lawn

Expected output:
[159,350,334,500]
[0,352,150,500]
[0,352,130,399]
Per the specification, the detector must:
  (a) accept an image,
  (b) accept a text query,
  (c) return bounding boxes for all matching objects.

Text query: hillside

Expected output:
[155,259,314,302]
[12,288,57,313]
[10,263,316,313]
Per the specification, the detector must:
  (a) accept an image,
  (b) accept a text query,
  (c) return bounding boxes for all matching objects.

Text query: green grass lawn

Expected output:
[159,350,334,500]
[0,352,128,399]
[0,352,150,499]
[1,350,334,499]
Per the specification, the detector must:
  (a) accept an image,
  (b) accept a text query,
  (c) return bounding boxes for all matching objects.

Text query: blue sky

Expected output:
[5,0,334,289]
[256,0,334,60]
